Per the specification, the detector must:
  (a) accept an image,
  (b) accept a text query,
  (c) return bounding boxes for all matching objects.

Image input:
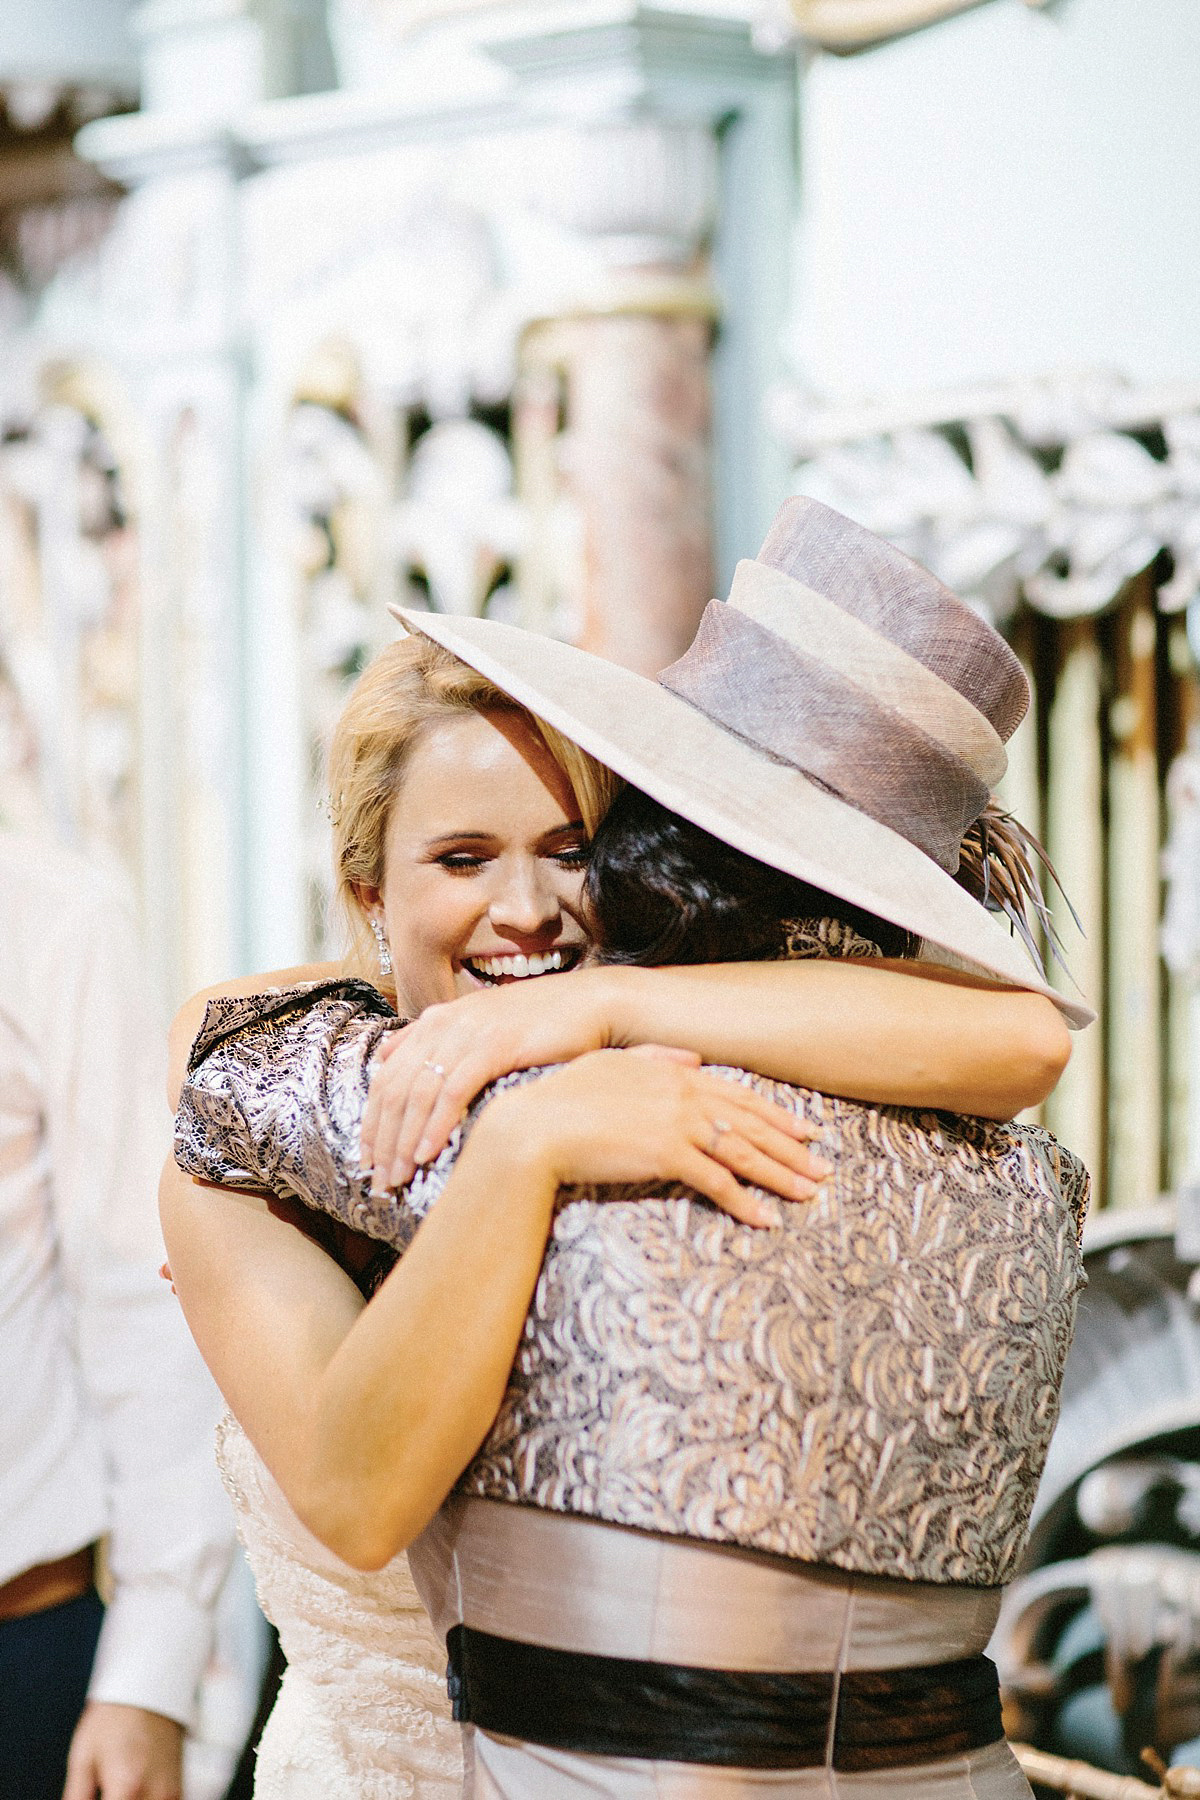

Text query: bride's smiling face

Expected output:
[362,708,593,1018]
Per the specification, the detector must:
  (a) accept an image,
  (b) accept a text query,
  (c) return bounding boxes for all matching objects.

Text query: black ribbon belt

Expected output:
[445,1624,1004,1771]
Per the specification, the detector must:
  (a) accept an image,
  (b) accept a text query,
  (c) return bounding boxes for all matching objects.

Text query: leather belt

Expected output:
[0,1546,96,1624]
[445,1625,1005,1771]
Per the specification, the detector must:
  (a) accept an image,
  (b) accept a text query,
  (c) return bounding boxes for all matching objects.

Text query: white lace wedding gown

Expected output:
[215,1412,464,1799]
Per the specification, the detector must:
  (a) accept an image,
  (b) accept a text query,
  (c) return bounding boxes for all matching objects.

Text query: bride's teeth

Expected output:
[466,947,574,980]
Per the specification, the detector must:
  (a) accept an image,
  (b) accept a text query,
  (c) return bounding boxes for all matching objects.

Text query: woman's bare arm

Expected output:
[363,960,1071,1188]
[601,960,1071,1116]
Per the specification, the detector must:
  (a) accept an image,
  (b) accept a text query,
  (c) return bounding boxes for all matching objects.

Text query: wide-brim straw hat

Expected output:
[389,497,1092,1028]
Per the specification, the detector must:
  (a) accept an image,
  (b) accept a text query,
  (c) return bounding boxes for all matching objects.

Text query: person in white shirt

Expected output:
[0,830,235,1800]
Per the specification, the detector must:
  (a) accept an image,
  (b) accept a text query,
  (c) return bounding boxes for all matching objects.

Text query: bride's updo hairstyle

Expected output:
[329,634,619,973]
[586,783,918,967]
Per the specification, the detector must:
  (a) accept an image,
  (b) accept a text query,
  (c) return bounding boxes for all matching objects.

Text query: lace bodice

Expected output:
[214,1412,462,1798]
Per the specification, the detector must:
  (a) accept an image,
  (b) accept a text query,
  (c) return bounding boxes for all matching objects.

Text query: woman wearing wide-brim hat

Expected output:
[168,498,1089,1797]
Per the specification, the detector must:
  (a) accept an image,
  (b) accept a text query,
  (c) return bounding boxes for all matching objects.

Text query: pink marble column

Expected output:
[517,309,715,676]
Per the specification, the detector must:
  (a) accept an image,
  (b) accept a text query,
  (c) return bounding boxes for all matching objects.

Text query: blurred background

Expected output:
[2,0,1200,1786]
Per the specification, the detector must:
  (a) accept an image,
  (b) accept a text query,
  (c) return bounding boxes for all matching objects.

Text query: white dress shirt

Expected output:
[0,830,234,1727]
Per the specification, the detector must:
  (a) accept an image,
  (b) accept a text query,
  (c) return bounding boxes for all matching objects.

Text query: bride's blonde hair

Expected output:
[328,634,620,976]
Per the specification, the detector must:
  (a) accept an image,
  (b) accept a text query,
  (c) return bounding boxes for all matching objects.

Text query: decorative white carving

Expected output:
[0,396,141,867]
[272,380,391,956]
[772,374,1200,621]
[383,197,511,418]
[393,418,522,618]
[248,188,512,418]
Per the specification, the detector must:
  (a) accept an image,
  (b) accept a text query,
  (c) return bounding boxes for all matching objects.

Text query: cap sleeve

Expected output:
[174,978,414,1245]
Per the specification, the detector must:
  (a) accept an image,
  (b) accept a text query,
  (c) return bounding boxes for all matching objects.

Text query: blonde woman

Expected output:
[165,506,1079,1795]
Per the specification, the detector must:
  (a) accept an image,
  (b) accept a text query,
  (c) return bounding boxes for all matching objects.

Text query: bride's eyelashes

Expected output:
[429,838,591,876]
[542,824,591,868]
[435,851,489,873]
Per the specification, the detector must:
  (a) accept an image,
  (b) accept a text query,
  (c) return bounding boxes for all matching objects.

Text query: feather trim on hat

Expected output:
[954,800,1081,979]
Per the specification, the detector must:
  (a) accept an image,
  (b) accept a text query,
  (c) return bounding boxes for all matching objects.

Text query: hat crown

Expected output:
[655,496,1028,875]
[757,497,1029,743]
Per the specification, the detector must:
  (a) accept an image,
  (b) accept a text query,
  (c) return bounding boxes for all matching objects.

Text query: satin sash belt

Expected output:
[410,1499,1005,1671]
[445,1626,1004,1771]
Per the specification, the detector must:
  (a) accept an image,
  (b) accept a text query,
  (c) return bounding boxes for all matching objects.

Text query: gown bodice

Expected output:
[214,1411,462,1799]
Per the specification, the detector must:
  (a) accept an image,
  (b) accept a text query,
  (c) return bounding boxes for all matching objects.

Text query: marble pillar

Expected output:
[518,307,715,675]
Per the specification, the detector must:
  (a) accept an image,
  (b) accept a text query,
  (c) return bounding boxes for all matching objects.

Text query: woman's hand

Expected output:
[470,1046,832,1229]
[362,968,620,1190]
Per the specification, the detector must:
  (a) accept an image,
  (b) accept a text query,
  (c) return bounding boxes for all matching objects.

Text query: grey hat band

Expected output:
[658,601,988,874]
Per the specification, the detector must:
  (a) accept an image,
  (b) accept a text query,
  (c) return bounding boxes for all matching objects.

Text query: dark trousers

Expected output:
[0,1590,105,1800]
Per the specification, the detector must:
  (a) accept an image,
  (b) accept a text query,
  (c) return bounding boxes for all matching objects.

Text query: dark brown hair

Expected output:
[585,784,918,966]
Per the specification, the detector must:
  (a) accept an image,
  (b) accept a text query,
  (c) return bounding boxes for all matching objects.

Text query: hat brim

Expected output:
[391,606,1093,1029]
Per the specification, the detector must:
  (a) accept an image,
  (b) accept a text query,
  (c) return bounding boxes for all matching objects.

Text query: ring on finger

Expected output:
[423,1060,447,1078]
[708,1117,733,1156]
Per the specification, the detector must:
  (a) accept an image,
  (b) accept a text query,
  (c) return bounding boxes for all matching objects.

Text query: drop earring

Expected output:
[371,916,393,978]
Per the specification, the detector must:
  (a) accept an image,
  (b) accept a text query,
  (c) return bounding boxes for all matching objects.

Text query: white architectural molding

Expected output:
[132,0,333,116]
[79,4,787,184]
[523,118,717,269]
[772,372,1200,620]
[0,394,141,865]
